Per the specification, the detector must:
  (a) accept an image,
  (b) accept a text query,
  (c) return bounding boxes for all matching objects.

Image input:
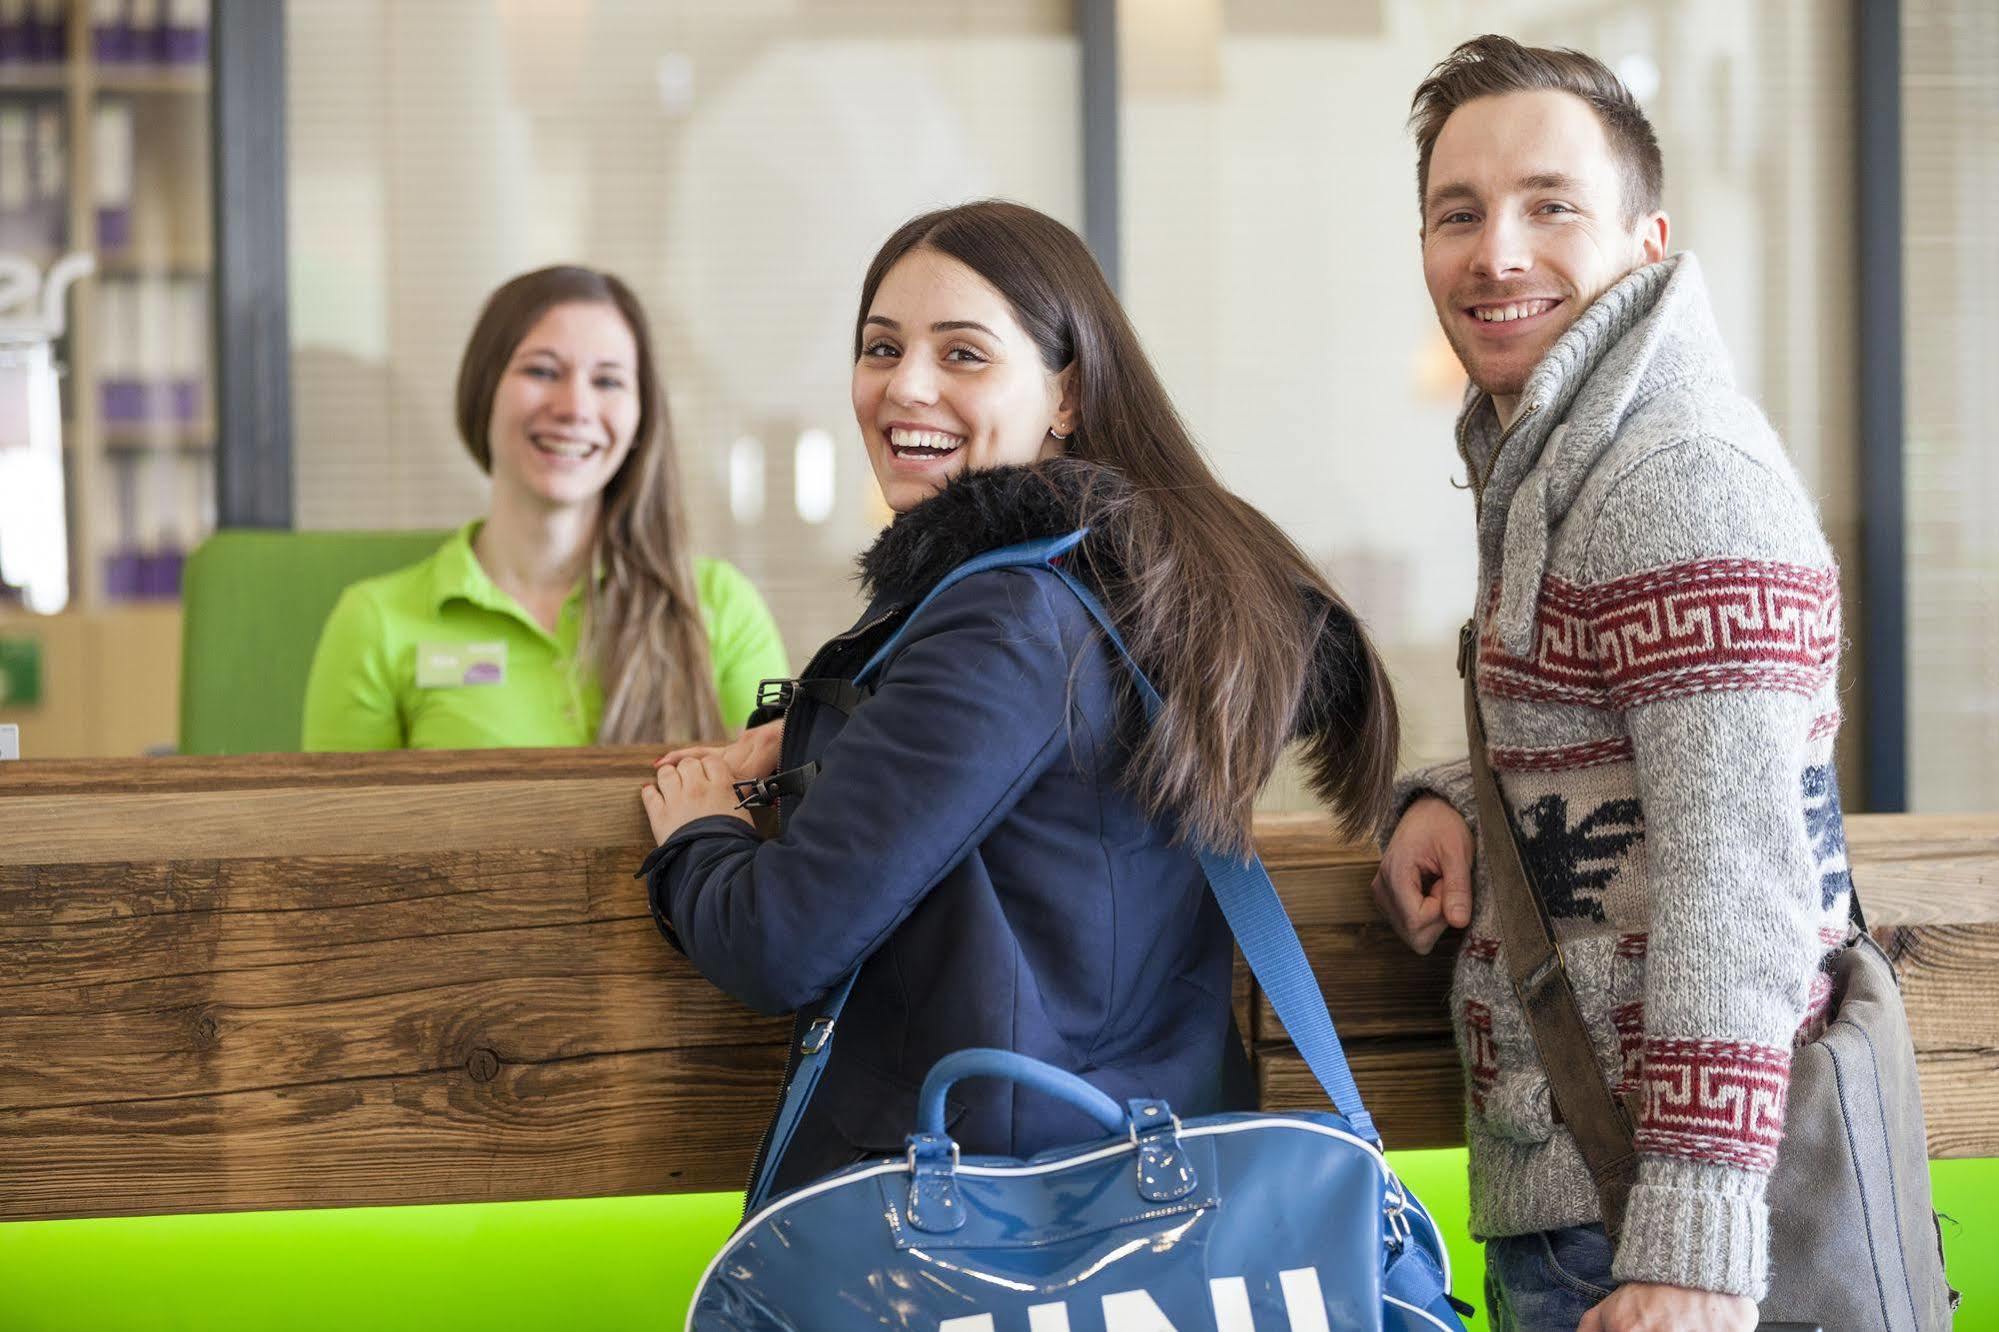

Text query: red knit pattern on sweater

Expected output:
[1478,559,1841,709]
[1633,1036,1791,1172]
[1463,1000,1497,1114]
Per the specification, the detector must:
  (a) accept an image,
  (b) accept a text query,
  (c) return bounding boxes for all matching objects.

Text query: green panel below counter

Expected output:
[0,1155,1987,1330]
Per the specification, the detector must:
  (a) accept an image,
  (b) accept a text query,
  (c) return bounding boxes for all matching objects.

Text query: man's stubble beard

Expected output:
[1440,314,1532,401]
[1442,255,1651,401]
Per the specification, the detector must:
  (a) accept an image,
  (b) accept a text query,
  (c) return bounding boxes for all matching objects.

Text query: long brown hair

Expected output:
[456,265,722,743]
[854,202,1398,851]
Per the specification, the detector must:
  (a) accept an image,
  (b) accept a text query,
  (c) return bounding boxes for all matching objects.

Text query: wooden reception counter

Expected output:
[2,748,1994,1221]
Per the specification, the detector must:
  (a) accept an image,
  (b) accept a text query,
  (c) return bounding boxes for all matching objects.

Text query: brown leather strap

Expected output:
[1459,621,1638,1239]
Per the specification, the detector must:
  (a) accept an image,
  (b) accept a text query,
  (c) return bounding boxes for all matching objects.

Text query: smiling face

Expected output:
[852,247,1075,514]
[487,300,642,512]
[1421,89,1668,418]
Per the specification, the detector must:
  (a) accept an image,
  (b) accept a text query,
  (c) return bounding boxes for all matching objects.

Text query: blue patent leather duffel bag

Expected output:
[689,1048,1465,1331]
[686,536,1470,1332]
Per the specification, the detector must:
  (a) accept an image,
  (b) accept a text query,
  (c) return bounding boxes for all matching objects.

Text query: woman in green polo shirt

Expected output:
[302,265,786,751]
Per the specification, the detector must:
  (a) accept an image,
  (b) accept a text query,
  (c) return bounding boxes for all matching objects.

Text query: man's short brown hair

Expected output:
[1409,34,1663,224]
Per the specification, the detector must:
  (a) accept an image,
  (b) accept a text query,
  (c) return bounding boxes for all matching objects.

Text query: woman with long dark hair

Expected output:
[303,265,786,750]
[640,202,1397,1195]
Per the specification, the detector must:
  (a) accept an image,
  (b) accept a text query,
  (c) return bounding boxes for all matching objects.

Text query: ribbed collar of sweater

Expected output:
[1451,252,1736,654]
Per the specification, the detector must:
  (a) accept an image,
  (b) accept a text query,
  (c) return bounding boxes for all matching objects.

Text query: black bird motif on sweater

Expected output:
[1512,795,1645,922]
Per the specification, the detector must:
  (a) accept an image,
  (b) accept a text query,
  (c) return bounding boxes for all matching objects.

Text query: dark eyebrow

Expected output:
[515,346,629,371]
[1520,171,1587,193]
[1424,181,1479,213]
[862,315,1000,338]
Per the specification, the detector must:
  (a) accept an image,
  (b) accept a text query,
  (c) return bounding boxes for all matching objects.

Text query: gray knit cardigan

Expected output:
[1390,253,1849,1299]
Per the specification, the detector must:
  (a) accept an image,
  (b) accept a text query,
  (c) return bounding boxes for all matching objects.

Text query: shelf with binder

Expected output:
[88,2,210,608]
[94,440,209,600]
[101,426,209,454]
[91,65,203,96]
[97,251,203,278]
[0,0,214,616]
[0,94,68,256]
[0,64,63,91]
[85,0,208,69]
[80,261,209,600]
[93,272,205,409]
[0,0,69,73]
[91,88,207,255]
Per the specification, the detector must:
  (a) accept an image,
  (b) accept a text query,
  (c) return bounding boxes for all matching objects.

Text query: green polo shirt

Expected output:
[301,522,787,751]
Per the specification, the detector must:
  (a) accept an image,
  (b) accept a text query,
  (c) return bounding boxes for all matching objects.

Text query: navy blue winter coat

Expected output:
[640,462,1364,1196]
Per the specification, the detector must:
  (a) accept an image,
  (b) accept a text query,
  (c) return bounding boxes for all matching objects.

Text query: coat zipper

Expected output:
[736,605,905,1214]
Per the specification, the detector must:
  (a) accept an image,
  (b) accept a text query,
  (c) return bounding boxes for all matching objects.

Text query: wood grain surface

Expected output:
[1,755,1993,1220]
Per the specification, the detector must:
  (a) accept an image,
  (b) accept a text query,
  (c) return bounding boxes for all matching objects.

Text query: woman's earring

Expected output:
[1049,425,1073,441]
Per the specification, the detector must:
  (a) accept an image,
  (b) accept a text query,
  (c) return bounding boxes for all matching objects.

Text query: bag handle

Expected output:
[917,1048,1128,1138]
[744,533,1380,1209]
[1459,619,1637,1239]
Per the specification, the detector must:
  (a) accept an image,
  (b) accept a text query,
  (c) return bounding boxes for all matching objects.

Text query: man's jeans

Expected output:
[1484,1223,1619,1332]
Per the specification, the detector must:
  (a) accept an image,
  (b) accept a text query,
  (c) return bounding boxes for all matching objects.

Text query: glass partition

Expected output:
[287,0,1081,657]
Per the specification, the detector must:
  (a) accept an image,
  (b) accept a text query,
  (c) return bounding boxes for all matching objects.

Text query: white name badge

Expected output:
[416,641,507,688]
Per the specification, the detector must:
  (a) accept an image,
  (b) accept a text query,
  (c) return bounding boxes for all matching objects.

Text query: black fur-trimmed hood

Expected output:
[856,459,1125,607]
[854,460,1372,766]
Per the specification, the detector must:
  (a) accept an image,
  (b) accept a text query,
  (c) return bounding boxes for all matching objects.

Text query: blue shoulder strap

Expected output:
[745,531,1375,1211]
[1034,553,1379,1147]
[850,530,1091,686]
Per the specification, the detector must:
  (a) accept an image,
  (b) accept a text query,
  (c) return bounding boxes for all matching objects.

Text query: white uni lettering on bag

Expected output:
[937,1266,1331,1332]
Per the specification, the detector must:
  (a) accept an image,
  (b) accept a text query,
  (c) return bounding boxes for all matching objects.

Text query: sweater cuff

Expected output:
[1611,1158,1770,1299]
[1380,757,1477,848]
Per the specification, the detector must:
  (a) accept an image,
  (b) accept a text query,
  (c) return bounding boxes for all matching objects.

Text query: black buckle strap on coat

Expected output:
[754,678,871,718]
[1460,619,1640,1242]
[733,762,820,810]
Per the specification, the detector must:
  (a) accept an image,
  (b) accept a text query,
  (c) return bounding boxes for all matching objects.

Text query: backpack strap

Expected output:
[744,530,1377,1210]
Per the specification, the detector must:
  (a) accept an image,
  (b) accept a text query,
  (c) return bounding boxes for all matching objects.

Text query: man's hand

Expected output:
[1578,1281,1757,1331]
[640,752,754,843]
[654,719,784,784]
[1370,794,1473,953]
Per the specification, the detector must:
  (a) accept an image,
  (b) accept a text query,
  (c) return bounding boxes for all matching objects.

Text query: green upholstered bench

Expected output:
[178,529,447,754]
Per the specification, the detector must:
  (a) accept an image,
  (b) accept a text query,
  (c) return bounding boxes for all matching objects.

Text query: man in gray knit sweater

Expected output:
[1373,36,1849,1332]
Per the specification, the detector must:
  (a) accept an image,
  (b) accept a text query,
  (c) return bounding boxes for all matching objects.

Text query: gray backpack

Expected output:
[1464,644,1959,1329]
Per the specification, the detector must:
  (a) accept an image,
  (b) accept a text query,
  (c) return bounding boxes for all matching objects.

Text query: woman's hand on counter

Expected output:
[641,752,754,843]
[654,719,784,783]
